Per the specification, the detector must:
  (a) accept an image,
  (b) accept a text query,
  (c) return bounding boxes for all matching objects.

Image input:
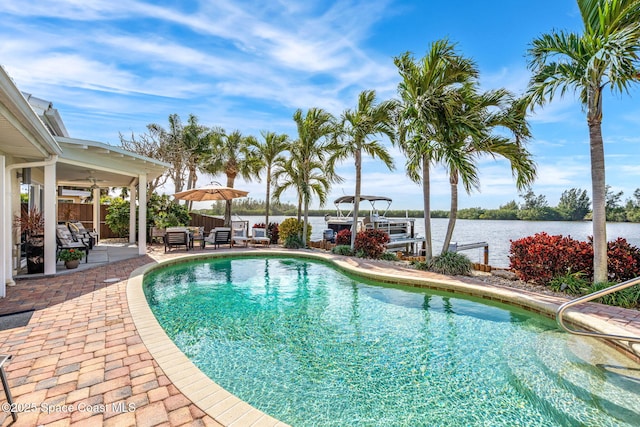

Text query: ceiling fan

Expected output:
[69,171,105,189]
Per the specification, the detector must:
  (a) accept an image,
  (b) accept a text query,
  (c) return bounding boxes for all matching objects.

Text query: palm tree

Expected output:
[526,0,640,283]
[250,131,290,226]
[182,115,214,211]
[290,108,340,246]
[331,90,396,249]
[202,130,261,226]
[394,39,478,260]
[439,88,537,253]
[272,151,304,220]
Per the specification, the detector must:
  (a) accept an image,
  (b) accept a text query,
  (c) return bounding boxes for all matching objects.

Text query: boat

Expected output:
[324,195,424,255]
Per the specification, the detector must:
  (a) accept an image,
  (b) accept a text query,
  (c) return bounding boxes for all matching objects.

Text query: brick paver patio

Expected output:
[0,245,638,426]
[0,248,223,427]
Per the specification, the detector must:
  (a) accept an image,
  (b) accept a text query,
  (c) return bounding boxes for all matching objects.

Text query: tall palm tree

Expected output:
[182,115,214,211]
[202,130,260,226]
[272,151,304,220]
[250,131,290,226]
[291,108,340,246]
[438,88,537,253]
[527,0,640,283]
[331,90,396,249]
[394,39,478,260]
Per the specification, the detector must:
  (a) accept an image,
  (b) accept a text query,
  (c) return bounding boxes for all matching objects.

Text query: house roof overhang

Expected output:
[0,66,62,160]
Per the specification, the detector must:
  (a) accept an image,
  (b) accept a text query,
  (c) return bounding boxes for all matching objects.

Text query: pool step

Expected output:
[505,331,640,426]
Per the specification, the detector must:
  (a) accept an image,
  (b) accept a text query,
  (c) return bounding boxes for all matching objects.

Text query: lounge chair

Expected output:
[204,227,232,249]
[164,228,190,252]
[56,225,89,263]
[232,224,250,247]
[67,221,98,248]
[251,228,271,247]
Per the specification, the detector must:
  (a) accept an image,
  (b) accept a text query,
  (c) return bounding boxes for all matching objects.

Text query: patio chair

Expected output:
[0,355,17,422]
[250,228,271,247]
[56,225,89,263]
[67,221,99,248]
[204,227,232,249]
[164,229,190,252]
[231,224,250,247]
[150,226,166,244]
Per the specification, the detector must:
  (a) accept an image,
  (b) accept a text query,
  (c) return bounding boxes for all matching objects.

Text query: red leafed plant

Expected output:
[354,229,390,259]
[335,229,352,246]
[509,232,592,285]
[509,233,640,285]
[606,237,640,282]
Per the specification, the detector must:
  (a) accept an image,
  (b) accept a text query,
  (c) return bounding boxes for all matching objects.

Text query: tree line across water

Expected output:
[194,186,640,223]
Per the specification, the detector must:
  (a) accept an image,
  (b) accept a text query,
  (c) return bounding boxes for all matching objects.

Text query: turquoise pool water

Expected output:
[144,257,640,426]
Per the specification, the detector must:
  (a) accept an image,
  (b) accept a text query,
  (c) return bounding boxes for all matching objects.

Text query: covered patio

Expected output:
[1,66,169,294]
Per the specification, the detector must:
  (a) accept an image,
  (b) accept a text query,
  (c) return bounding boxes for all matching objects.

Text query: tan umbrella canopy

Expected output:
[173,185,249,202]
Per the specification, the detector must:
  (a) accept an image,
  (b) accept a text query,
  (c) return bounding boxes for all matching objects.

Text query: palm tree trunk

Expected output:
[265,166,271,227]
[422,157,433,260]
[351,150,362,250]
[442,172,459,254]
[589,117,607,283]
[224,175,236,227]
[302,199,309,247]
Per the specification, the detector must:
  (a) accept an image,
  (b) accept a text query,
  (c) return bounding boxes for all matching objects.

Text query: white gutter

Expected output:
[6,154,58,174]
[0,67,62,156]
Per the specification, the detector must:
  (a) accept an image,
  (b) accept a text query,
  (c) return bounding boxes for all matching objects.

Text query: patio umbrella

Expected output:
[173,185,249,202]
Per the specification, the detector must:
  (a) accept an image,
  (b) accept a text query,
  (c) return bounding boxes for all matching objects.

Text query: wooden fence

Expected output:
[56,203,224,239]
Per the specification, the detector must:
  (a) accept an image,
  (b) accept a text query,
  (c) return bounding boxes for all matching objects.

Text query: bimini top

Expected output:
[334,195,393,204]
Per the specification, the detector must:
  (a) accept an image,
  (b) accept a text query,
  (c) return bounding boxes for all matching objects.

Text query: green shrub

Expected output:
[379,252,398,261]
[331,245,353,256]
[147,194,190,228]
[416,252,472,276]
[412,260,429,270]
[283,234,304,249]
[548,272,590,295]
[278,218,311,243]
[105,198,131,238]
[589,281,640,309]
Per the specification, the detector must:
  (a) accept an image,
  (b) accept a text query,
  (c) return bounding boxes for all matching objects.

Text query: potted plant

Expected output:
[14,207,45,274]
[58,248,85,269]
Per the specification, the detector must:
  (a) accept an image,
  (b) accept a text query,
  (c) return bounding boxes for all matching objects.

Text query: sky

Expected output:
[1,0,639,211]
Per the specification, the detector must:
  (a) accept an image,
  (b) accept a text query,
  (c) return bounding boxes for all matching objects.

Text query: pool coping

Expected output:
[127,249,640,426]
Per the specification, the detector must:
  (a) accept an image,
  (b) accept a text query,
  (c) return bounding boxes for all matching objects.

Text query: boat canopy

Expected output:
[333,195,392,204]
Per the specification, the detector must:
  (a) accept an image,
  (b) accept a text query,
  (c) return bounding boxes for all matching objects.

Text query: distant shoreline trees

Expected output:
[193,186,640,223]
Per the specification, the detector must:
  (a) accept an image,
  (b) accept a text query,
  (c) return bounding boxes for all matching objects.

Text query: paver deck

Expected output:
[0,244,638,426]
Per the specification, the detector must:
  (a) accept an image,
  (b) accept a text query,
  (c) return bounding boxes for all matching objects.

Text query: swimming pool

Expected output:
[143,256,640,426]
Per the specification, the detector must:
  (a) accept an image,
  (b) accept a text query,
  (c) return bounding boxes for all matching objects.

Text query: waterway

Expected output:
[238,215,640,268]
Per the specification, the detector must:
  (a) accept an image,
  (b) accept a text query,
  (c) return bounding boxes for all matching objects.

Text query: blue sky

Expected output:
[2,0,639,210]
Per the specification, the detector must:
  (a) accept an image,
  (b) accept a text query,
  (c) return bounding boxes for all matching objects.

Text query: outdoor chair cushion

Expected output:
[232,226,250,246]
[251,228,271,246]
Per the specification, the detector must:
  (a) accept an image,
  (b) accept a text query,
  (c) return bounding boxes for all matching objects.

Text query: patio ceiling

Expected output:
[56,137,169,188]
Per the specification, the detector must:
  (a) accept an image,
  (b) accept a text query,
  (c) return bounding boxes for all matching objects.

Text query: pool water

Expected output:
[144,257,640,426]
